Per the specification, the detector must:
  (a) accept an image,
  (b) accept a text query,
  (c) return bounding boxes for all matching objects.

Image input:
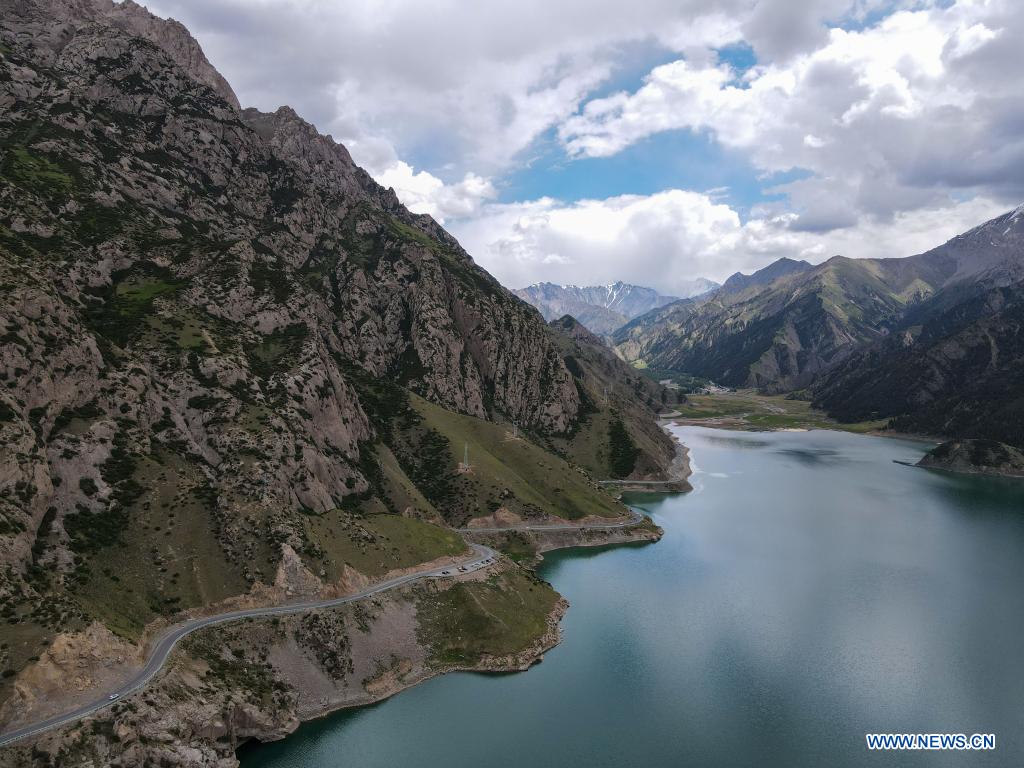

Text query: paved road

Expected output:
[0,543,497,749]
[597,479,682,486]
[458,506,646,534]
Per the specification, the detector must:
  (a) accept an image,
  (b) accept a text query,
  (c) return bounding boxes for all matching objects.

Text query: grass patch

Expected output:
[70,450,247,640]
[416,568,558,665]
[410,394,622,524]
[246,324,307,378]
[675,390,888,433]
[3,147,75,194]
[141,309,217,353]
[373,443,441,518]
[84,264,186,348]
[301,512,466,581]
[493,532,537,564]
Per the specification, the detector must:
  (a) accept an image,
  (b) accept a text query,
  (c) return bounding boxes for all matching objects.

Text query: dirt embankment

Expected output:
[0,542,475,735]
[0,560,566,768]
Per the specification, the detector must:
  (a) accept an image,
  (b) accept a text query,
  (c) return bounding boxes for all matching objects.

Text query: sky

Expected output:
[142,0,1024,294]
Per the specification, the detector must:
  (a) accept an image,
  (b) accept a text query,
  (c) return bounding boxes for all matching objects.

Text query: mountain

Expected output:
[513,280,716,335]
[811,258,1024,445]
[614,210,1024,393]
[0,2,675,763]
[673,277,720,299]
[720,258,812,293]
[916,440,1024,478]
[808,209,1024,445]
[545,316,684,481]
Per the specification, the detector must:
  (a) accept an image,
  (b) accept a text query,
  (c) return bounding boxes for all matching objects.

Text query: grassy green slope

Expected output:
[543,316,680,480]
[411,394,624,523]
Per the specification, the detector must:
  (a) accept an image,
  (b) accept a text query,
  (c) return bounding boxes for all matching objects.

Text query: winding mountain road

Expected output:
[1,506,654,749]
[0,543,497,749]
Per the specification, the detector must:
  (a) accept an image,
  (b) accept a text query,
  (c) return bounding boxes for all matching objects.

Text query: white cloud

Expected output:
[138,0,1024,292]
[560,1,1024,228]
[374,162,496,223]
[450,190,1007,292]
[144,0,750,175]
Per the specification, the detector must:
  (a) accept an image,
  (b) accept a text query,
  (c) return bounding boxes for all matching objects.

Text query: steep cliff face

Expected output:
[0,0,620,704]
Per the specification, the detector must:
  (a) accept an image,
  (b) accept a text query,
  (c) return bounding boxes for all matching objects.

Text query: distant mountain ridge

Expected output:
[613,205,1024,445]
[720,258,812,293]
[514,279,717,334]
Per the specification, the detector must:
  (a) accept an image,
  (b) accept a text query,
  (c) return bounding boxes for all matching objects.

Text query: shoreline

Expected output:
[234,414,689,763]
[670,417,940,446]
[2,413,684,766]
[233,523,655,764]
[237,596,570,758]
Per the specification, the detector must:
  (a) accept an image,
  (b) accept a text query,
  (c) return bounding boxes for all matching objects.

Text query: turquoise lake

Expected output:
[240,426,1024,767]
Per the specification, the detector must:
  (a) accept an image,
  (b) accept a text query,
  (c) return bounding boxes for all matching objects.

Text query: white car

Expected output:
[108,693,120,701]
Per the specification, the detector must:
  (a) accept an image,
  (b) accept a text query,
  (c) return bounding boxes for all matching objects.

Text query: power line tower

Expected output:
[457,442,474,474]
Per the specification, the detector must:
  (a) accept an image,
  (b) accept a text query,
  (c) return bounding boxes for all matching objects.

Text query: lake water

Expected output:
[239,426,1024,767]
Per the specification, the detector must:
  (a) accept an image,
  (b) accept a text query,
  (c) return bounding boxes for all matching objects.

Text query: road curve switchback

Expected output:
[0,543,497,749]
[1,505,654,749]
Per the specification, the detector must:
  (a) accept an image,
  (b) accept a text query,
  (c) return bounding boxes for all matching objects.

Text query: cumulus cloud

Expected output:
[140,0,1024,291]
[374,162,496,223]
[144,0,748,174]
[561,1,1024,229]
[450,191,1007,292]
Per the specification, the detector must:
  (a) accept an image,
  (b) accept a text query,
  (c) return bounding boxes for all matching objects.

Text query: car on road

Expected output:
[441,570,451,575]
[108,694,120,701]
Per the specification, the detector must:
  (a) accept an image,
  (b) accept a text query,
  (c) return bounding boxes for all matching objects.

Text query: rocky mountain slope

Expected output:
[614,208,1024,394]
[0,2,675,762]
[514,280,715,335]
[719,257,811,293]
[545,316,682,480]
[811,275,1024,446]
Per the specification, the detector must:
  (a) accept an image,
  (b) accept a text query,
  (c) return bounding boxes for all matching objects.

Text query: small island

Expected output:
[917,439,1024,479]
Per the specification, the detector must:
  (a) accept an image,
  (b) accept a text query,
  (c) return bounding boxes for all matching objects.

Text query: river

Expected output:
[239,425,1024,767]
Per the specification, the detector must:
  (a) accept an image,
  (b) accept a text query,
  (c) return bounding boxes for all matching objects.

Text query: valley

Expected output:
[1,0,1022,766]
[671,390,888,434]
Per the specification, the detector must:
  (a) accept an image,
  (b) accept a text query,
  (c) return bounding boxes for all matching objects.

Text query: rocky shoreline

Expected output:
[0,504,666,767]
[0,429,687,767]
[916,439,1024,479]
[259,594,571,745]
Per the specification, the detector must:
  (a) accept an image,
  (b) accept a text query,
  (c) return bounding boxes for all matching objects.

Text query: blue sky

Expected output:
[406,40,773,216]
[151,0,1021,291]
[497,128,774,215]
